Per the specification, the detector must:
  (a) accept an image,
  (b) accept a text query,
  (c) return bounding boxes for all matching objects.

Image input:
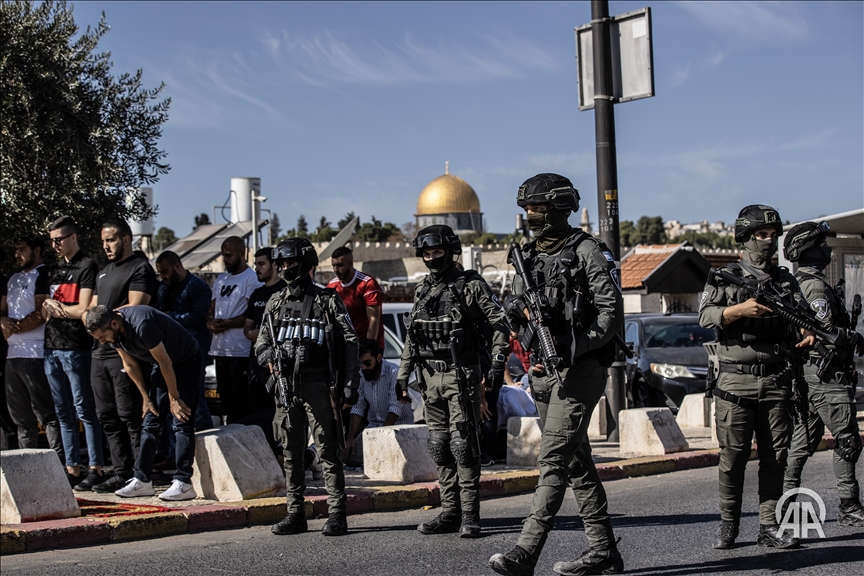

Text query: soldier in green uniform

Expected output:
[255,238,360,537]
[395,225,510,539]
[489,174,624,576]
[699,205,815,550]
[782,221,864,526]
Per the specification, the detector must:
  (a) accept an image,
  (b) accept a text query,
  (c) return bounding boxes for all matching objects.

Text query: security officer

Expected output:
[255,238,360,537]
[782,221,864,526]
[396,225,509,539]
[489,174,624,576]
[699,205,815,550]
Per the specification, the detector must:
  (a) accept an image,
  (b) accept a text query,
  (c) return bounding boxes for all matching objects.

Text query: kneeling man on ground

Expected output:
[86,305,202,501]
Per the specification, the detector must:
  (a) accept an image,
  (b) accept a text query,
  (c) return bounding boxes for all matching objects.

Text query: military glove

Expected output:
[487,361,506,390]
[342,386,358,406]
[256,349,273,368]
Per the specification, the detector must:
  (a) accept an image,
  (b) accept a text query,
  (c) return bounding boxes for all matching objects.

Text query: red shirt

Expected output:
[510,337,531,373]
[328,269,385,347]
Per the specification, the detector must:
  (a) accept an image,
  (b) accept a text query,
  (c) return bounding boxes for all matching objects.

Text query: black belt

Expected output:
[718,362,784,377]
[713,388,758,410]
[420,355,478,373]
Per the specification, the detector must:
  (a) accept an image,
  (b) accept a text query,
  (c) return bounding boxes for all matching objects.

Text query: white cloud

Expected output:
[676,1,809,41]
[704,50,726,68]
[671,64,690,86]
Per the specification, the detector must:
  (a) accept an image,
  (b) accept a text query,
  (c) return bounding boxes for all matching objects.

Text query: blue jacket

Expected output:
[156,273,212,357]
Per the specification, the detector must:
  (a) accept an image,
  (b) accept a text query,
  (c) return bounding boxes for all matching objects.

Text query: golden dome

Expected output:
[416,173,481,215]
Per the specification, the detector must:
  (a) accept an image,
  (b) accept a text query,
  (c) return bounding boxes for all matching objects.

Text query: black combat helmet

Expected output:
[272,237,319,265]
[783,221,831,262]
[412,225,462,258]
[733,204,783,242]
[516,173,580,212]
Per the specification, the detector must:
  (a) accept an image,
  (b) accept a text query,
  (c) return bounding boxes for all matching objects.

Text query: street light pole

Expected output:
[591,0,626,441]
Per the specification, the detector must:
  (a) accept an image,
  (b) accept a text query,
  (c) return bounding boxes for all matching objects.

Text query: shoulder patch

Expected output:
[602,250,615,263]
[810,298,829,320]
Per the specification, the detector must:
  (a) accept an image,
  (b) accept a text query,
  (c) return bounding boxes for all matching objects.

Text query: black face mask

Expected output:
[423,252,451,276]
[281,262,301,284]
[800,245,832,271]
[742,236,778,270]
[528,209,572,253]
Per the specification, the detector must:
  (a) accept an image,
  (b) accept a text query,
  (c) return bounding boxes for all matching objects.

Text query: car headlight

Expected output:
[650,363,697,379]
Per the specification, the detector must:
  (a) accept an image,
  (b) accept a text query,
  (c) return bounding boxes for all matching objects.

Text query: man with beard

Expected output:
[489,174,623,576]
[782,222,864,527]
[155,250,213,431]
[255,238,359,537]
[244,247,284,414]
[328,247,385,349]
[85,219,157,493]
[698,205,814,550]
[207,236,262,424]
[2,237,64,463]
[343,338,413,467]
[397,225,510,539]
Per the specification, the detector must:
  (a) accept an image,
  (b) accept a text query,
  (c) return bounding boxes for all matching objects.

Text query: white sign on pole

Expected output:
[575,7,655,111]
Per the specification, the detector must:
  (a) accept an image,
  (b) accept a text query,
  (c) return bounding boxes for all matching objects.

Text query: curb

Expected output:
[2,432,860,555]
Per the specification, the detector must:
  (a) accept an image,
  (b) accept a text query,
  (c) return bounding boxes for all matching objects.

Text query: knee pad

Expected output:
[427,431,453,466]
[450,438,476,466]
[835,434,863,463]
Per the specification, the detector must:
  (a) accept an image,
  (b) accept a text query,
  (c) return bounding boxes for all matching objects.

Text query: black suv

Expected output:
[624,313,714,412]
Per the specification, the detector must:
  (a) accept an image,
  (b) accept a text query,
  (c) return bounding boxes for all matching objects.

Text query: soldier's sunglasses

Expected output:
[272,246,300,260]
[413,234,446,249]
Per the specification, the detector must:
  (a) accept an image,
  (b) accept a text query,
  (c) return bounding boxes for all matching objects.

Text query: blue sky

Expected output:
[69,1,863,238]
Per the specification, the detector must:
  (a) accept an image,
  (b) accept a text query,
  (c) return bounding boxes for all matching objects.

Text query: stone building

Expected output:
[414,163,483,234]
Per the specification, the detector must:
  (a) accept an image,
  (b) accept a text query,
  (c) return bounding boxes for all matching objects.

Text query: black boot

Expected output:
[272,512,308,535]
[552,543,624,576]
[839,499,864,527]
[321,511,348,536]
[418,509,461,534]
[757,524,799,549]
[489,545,536,576]
[459,511,481,538]
[713,520,739,549]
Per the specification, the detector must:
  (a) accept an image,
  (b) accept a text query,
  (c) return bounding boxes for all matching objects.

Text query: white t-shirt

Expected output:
[6,265,49,359]
[209,267,262,357]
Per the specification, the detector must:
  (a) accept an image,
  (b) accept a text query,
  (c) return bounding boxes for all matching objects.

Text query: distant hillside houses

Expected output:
[665,219,734,239]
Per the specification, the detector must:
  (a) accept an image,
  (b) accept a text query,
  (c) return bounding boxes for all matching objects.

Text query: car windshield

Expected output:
[642,321,714,348]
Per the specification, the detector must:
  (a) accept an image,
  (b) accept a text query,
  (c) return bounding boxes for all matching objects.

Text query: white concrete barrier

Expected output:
[192,424,286,502]
[676,393,711,428]
[619,408,689,456]
[1,449,80,523]
[362,425,437,483]
[507,417,544,467]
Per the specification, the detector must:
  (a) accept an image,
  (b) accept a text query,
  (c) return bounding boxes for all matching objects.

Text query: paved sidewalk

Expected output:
[2,423,861,555]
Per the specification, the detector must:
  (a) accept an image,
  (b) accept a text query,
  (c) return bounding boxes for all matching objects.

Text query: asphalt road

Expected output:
[4,450,863,576]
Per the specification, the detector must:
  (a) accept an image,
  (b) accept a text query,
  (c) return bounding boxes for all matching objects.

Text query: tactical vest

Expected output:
[718,263,788,344]
[271,284,331,370]
[796,270,849,361]
[519,233,604,366]
[409,271,487,360]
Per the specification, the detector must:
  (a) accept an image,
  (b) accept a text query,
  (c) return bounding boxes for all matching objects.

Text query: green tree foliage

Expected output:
[620,216,667,246]
[193,213,210,228]
[1,1,170,261]
[310,215,337,243]
[460,232,499,245]
[269,212,281,239]
[676,231,738,250]
[154,226,177,250]
[354,216,402,242]
[337,212,356,230]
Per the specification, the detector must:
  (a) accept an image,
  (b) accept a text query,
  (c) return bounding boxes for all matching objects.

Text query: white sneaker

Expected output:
[114,477,155,498]
[159,480,197,501]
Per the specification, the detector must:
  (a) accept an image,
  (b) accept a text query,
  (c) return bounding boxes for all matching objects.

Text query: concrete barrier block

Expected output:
[362,425,438,483]
[507,417,544,467]
[676,393,710,428]
[619,408,689,456]
[192,424,286,502]
[1,449,80,524]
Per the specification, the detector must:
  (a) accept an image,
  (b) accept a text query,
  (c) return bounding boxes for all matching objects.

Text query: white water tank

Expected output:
[128,187,154,236]
[230,177,261,223]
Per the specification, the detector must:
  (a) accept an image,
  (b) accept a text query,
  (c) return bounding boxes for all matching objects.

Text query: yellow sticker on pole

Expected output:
[605,190,618,201]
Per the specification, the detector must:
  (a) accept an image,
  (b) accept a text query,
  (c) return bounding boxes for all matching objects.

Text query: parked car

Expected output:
[382,302,413,344]
[623,313,714,412]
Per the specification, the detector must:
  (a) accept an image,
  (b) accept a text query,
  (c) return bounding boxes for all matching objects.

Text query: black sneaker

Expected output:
[67,471,85,488]
[553,544,624,576]
[74,469,105,492]
[272,512,308,535]
[321,512,348,536]
[839,499,864,527]
[459,511,481,538]
[91,474,130,494]
[757,524,799,549]
[418,509,461,534]
[713,520,739,549]
[489,545,537,576]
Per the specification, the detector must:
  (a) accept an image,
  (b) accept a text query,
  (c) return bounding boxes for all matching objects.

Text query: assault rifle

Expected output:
[266,312,293,430]
[711,260,843,382]
[846,293,861,395]
[324,324,346,451]
[450,327,481,460]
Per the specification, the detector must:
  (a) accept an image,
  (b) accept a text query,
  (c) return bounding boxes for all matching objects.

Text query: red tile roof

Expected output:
[621,244,683,290]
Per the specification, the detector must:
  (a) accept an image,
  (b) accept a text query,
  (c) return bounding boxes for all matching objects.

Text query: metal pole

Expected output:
[591,0,626,441]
